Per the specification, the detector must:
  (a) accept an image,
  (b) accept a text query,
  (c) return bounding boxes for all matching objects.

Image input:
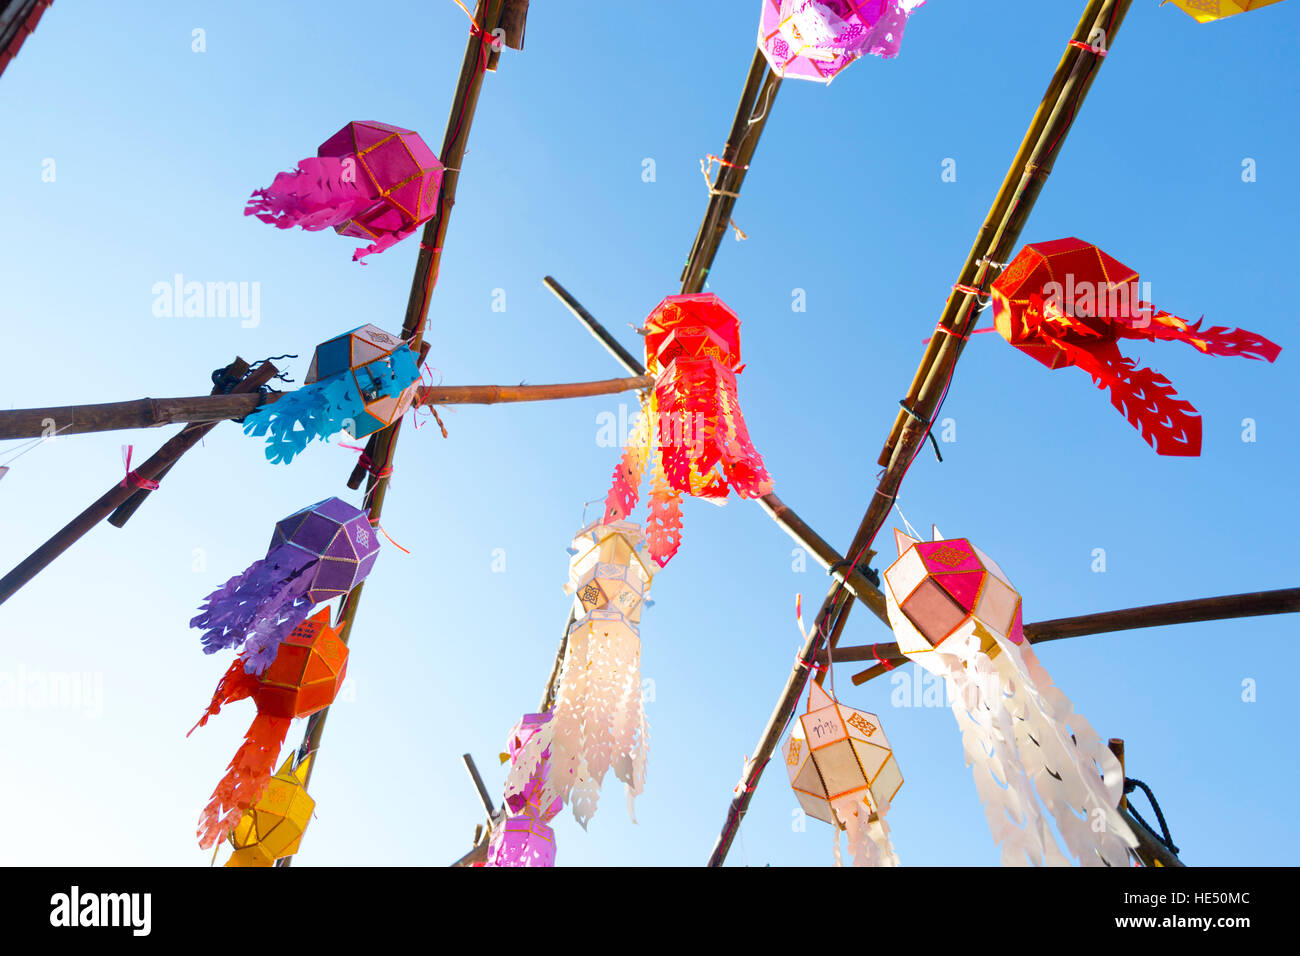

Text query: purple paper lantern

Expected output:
[270,497,381,603]
[192,497,381,674]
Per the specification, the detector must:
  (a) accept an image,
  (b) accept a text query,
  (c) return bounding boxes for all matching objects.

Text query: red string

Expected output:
[872,644,896,671]
[952,283,985,297]
[1068,39,1107,56]
[705,153,749,171]
[339,443,392,479]
[119,446,160,491]
[370,518,410,555]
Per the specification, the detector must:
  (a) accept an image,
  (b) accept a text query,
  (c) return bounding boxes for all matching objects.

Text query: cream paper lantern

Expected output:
[783,682,902,866]
[507,520,657,830]
[883,527,1136,867]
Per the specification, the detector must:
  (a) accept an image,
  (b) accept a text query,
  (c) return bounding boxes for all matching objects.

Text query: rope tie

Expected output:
[340,443,392,479]
[1124,777,1179,855]
[119,446,160,491]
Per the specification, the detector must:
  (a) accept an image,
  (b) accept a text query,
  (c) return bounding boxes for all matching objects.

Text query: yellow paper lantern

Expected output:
[224,754,314,866]
[1164,0,1287,23]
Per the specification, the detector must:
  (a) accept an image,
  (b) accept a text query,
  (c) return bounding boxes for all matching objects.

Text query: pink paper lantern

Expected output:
[757,0,925,83]
[246,121,444,261]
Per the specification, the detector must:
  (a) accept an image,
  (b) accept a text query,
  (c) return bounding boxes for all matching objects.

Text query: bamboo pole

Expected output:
[707,0,1129,867]
[841,585,1300,684]
[0,375,656,440]
[0,359,278,609]
[463,753,498,822]
[110,362,258,528]
[680,50,780,295]
[543,277,646,378]
[280,0,510,865]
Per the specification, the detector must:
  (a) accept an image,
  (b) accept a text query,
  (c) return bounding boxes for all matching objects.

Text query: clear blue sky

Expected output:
[1,0,1296,867]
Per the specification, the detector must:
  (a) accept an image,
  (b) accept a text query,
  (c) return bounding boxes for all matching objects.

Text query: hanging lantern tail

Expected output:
[604,404,651,522]
[188,658,261,735]
[715,364,773,498]
[245,156,375,232]
[1055,337,1202,457]
[197,713,295,850]
[646,455,684,567]
[1134,309,1283,363]
[190,547,316,665]
[1002,641,1137,866]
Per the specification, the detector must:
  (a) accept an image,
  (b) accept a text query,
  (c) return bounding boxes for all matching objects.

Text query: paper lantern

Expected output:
[191,497,380,673]
[488,711,563,868]
[604,294,773,566]
[991,238,1281,456]
[191,608,347,849]
[782,681,901,866]
[507,521,656,829]
[242,325,421,464]
[884,528,1137,867]
[757,0,925,82]
[245,120,443,261]
[223,755,316,866]
[1166,0,1287,22]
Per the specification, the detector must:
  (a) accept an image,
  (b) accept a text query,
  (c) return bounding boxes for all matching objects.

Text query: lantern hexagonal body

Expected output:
[316,121,443,246]
[644,293,742,375]
[256,609,349,719]
[270,497,381,604]
[566,520,656,624]
[783,682,902,828]
[884,530,1024,663]
[1167,0,1286,22]
[303,324,421,439]
[227,755,315,863]
[758,0,924,83]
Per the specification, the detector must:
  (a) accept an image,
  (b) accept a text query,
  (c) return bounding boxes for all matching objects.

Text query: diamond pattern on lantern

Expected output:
[566,520,655,624]
[782,683,902,828]
[883,529,1025,659]
[225,755,315,866]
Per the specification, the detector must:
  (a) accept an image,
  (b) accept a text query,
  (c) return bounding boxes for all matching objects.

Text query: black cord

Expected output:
[1125,777,1179,855]
[829,558,880,588]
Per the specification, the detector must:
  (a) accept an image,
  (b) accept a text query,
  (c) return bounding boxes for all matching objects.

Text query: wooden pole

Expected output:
[462,753,498,822]
[543,276,647,378]
[281,0,511,865]
[1109,739,1127,811]
[842,585,1300,684]
[679,51,780,295]
[0,359,278,609]
[707,0,1129,867]
[0,375,656,440]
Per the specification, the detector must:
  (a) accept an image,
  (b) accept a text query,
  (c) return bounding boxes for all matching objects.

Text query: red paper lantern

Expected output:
[604,294,773,565]
[991,238,1281,456]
